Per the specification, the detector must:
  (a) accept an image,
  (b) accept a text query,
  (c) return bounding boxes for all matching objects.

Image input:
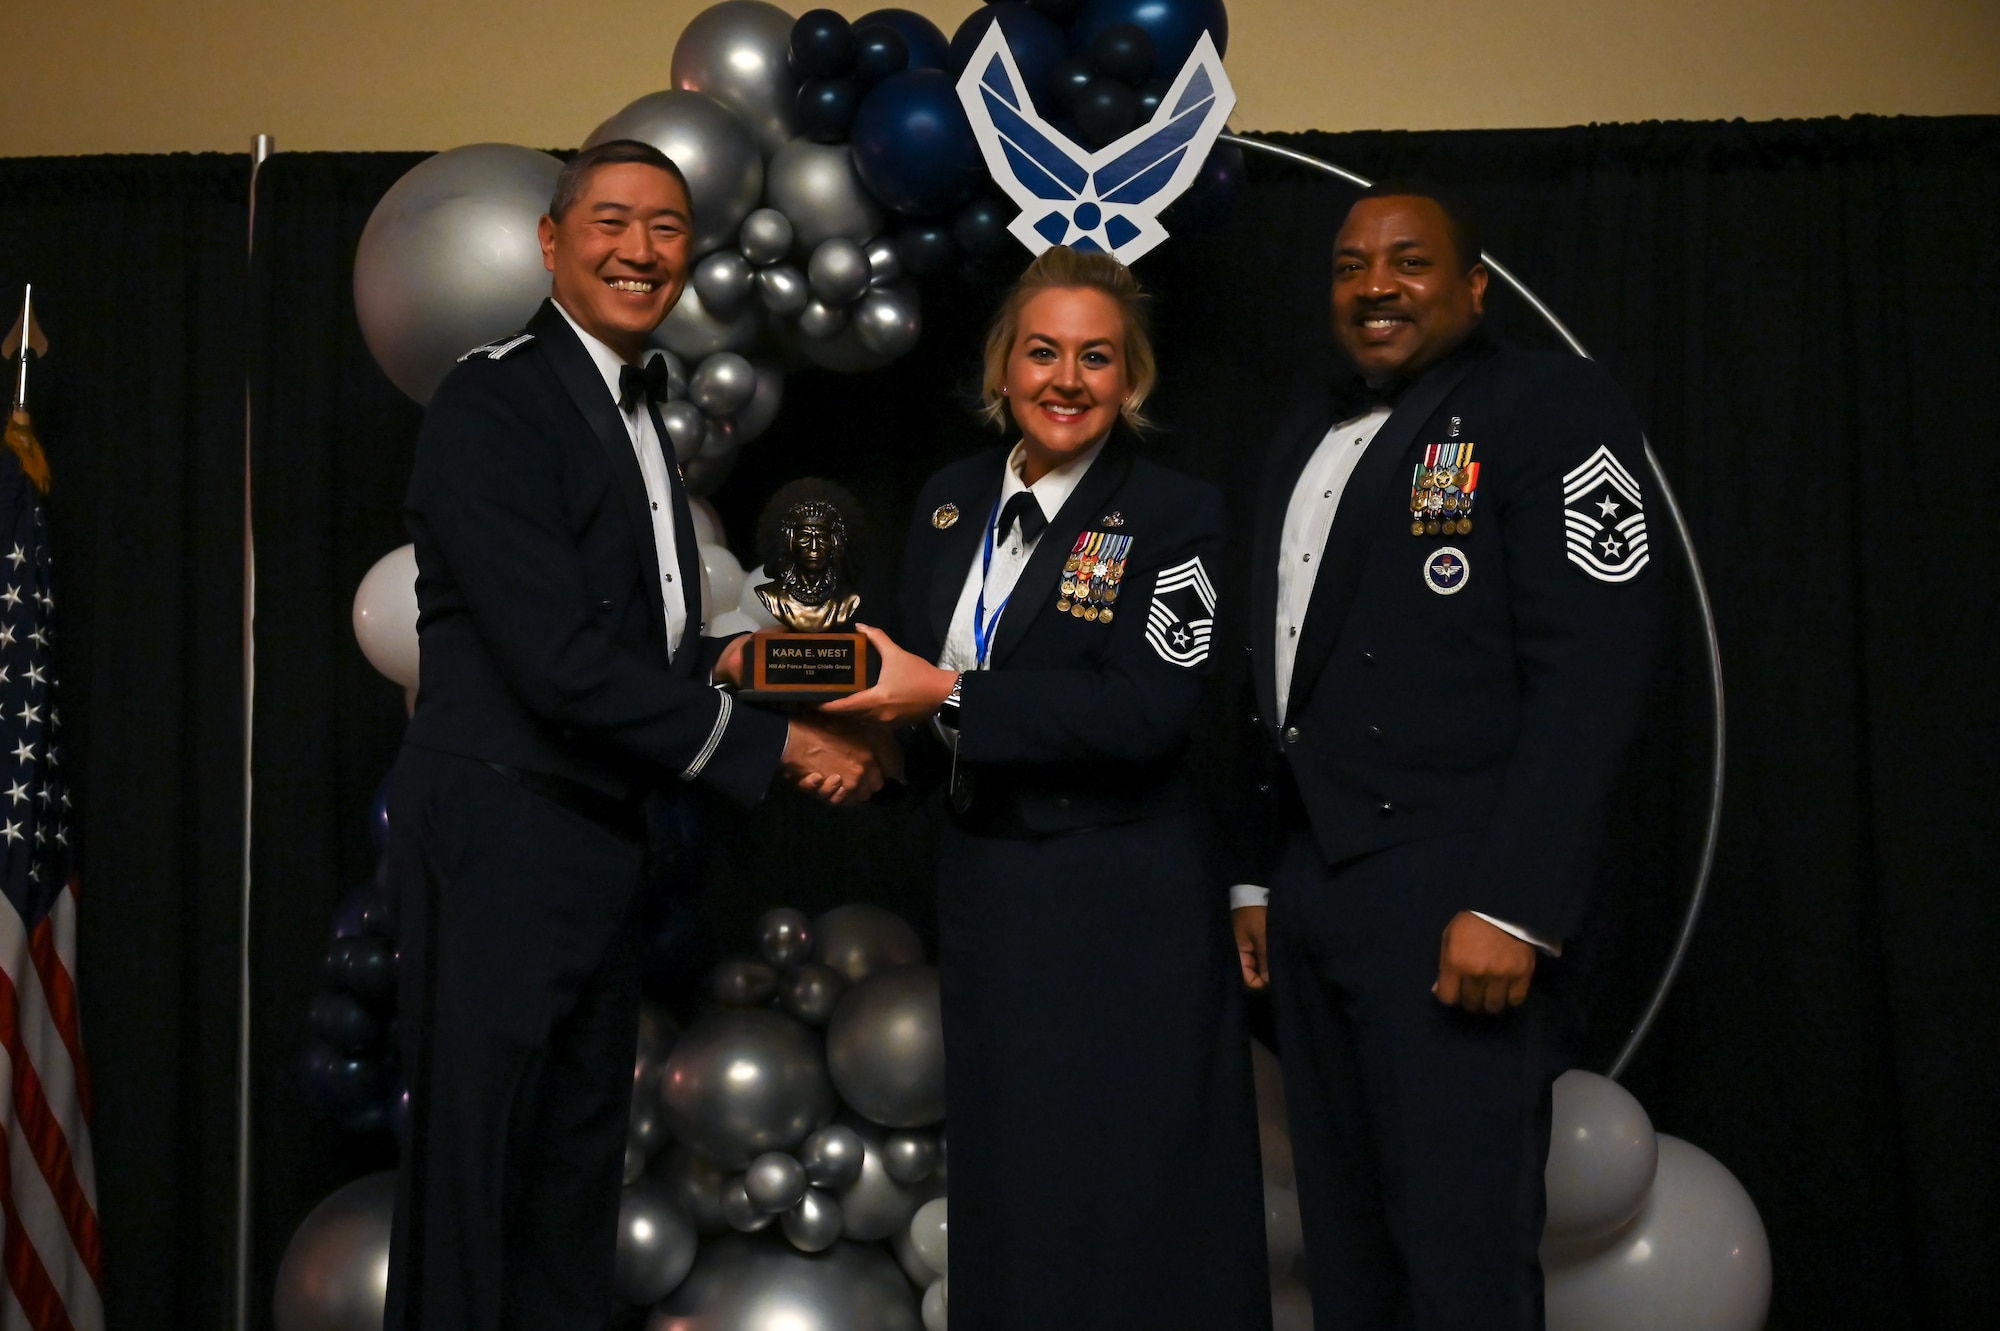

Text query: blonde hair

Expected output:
[977,246,1157,433]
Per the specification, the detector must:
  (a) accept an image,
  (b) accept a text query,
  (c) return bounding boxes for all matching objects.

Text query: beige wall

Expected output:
[3,0,1995,156]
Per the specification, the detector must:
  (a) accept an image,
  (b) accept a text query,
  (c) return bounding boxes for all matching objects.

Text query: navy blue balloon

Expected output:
[798,77,861,143]
[954,196,1016,256]
[1090,22,1155,82]
[1160,140,1244,234]
[1136,75,1171,117]
[302,1041,386,1119]
[857,8,952,71]
[329,933,397,1005]
[332,876,395,940]
[1029,0,1089,21]
[1049,54,1094,111]
[311,991,383,1055]
[369,774,392,853]
[1073,75,1140,148]
[852,24,911,85]
[792,9,858,79]
[949,2,1070,116]
[851,68,986,217]
[898,224,957,277]
[1071,0,1228,77]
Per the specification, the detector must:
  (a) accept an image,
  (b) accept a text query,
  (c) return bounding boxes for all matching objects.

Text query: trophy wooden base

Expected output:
[737,630,881,704]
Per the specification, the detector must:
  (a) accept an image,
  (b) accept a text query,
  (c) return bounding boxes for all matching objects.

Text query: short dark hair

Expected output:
[1354,178,1483,273]
[548,140,690,221]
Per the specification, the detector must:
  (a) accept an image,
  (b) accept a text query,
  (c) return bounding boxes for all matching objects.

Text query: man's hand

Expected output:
[781,715,885,806]
[817,625,957,726]
[1233,905,1270,991]
[1433,910,1536,1014]
[711,632,752,688]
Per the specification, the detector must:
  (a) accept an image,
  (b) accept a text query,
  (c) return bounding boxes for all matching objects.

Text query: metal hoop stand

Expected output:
[1219,133,1726,1080]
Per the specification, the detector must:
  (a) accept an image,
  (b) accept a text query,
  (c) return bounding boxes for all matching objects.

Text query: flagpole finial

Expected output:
[4,285,49,416]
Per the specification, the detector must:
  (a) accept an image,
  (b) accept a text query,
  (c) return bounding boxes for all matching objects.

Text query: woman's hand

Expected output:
[817,624,958,726]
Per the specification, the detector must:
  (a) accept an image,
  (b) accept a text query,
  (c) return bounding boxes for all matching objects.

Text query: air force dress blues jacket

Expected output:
[893,435,1269,1331]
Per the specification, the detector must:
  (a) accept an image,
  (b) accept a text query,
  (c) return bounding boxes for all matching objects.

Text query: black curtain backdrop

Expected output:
[2,113,1994,1330]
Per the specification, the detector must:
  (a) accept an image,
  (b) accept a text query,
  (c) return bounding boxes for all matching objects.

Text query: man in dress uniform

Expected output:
[383,139,883,1331]
[1227,183,1665,1328]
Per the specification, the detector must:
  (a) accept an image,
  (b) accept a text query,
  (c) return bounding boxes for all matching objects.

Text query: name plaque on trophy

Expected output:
[736,479,881,705]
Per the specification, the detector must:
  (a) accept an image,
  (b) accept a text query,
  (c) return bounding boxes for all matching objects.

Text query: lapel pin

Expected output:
[932,502,960,529]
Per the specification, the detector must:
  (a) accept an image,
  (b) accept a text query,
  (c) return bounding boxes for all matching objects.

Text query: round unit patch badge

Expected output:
[1423,546,1470,595]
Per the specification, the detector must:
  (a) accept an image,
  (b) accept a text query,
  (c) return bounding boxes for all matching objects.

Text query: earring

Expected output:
[1001,386,1009,395]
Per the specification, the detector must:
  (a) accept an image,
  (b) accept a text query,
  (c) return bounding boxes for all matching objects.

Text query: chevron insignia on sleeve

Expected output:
[1562,445,1650,582]
[1144,555,1217,667]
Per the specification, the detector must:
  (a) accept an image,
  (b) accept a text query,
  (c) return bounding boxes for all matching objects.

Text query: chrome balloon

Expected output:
[738,207,796,266]
[757,908,814,969]
[693,249,758,318]
[765,139,884,250]
[865,237,904,287]
[613,1178,700,1306]
[799,1122,866,1191]
[631,1003,677,1156]
[661,1007,837,1169]
[881,1131,938,1184]
[354,144,561,405]
[646,1233,920,1331]
[710,956,779,1007]
[796,299,849,342]
[652,1143,733,1237]
[684,449,738,498]
[834,1115,935,1241]
[273,1171,395,1331]
[721,1176,777,1233]
[731,361,786,443]
[907,1196,948,1276]
[826,966,945,1128]
[756,263,810,316]
[652,281,765,361]
[659,400,709,464]
[670,1,801,156]
[811,904,924,983]
[690,351,759,417]
[890,1226,933,1289]
[807,237,872,307]
[850,282,923,360]
[779,961,848,1027]
[782,1187,845,1253]
[700,416,739,460]
[744,1151,809,1214]
[625,1140,649,1186]
[584,90,762,255]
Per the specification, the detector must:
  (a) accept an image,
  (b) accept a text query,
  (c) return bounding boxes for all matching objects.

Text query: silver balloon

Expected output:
[808,238,872,307]
[710,956,779,1007]
[662,1007,836,1169]
[647,1234,920,1331]
[738,208,796,266]
[811,904,924,984]
[684,449,738,498]
[850,282,923,361]
[835,1115,935,1241]
[273,1171,395,1331]
[1544,1135,1771,1331]
[796,299,848,342]
[653,280,765,361]
[659,400,709,464]
[613,1178,700,1306]
[882,1131,938,1184]
[779,962,848,1027]
[756,264,810,316]
[800,1123,866,1191]
[584,90,763,255]
[907,1197,948,1276]
[721,1177,776,1233]
[890,1227,933,1289]
[670,1,800,156]
[693,249,758,318]
[354,144,561,405]
[826,966,945,1128]
[744,1151,809,1214]
[652,1143,732,1237]
[791,318,895,374]
[757,908,813,968]
[625,1140,650,1186]
[690,351,758,417]
[700,416,739,460]
[782,1187,845,1253]
[632,1005,676,1155]
[764,139,884,251]
[865,237,904,288]
[1545,1070,1659,1243]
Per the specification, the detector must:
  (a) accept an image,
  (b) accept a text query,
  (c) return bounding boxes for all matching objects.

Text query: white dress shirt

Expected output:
[552,300,689,658]
[1231,408,1557,956]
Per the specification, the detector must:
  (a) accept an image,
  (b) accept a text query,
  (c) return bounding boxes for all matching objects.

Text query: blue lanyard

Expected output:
[971,497,1011,668]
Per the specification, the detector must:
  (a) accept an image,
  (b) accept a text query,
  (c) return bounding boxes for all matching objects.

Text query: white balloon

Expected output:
[700,543,746,611]
[1545,1070,1659,1242]
[353,545,420,689]
[708,609,761,637]
[921,1276,947,1331]
[1544,1135,1771,1331]
[738,567,781,628]
[690,497,726,548]
[908,1197,948,1276]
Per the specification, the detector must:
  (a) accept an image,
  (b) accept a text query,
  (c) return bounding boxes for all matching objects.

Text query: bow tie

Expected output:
[998,490,1048,545]
[618,357,674,412]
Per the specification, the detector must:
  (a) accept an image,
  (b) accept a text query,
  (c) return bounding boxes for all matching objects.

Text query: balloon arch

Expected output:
[289,5,1772,1331]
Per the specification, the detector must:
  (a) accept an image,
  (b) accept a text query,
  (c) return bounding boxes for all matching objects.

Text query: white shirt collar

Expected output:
[551,297,653,411]
[999,435,1108,526]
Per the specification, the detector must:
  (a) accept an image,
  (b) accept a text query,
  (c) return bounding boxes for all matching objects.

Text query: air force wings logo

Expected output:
[1145,556,1216,668]
[1563,445,1650,582]
[955,24,1236,265]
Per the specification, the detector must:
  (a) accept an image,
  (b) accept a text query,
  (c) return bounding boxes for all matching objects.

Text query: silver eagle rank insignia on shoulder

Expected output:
[1563,445,1649,582]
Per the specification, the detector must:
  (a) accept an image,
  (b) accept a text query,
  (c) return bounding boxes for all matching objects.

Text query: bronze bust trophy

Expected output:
[739,479,880,702]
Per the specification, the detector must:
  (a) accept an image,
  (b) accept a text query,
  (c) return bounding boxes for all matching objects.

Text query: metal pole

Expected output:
[235,130,273,1331]
[1219,132,1726,1079]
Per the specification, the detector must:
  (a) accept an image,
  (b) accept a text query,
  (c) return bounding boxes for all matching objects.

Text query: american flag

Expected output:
[0,445,101,1330]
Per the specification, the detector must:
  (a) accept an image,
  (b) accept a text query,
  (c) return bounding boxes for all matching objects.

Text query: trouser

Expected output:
[1268,830,1574,1331]
[383,745,648,1331]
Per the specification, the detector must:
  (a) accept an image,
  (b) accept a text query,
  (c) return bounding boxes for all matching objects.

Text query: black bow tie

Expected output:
[618,357,674,412]
[999,490,1048,545]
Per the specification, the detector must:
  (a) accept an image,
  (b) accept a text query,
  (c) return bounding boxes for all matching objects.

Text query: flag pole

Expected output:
[235,130,274,1331]
[11,285,30,409]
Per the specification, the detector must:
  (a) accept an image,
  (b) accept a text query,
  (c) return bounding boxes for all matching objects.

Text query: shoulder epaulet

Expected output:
[456,332,535,363]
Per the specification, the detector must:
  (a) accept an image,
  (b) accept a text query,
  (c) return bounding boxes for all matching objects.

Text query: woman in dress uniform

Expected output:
[823,247,1270,1329]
